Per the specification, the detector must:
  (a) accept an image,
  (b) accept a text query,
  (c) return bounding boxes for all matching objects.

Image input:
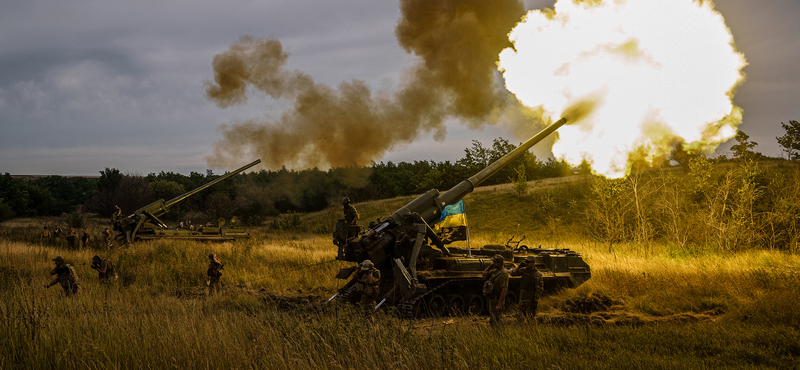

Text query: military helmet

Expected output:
[360,260,374,270]
[92,255,101,261]
[342,197,351,205]
[492,254,504,263]
[52,256,64,262]
[525,256,536,263]
[208,252,215,259]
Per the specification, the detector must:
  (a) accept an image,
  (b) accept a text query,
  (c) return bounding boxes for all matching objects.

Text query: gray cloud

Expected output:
[0,0,798,175]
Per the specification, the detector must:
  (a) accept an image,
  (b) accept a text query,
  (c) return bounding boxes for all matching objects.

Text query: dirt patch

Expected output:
[561,293,620,314]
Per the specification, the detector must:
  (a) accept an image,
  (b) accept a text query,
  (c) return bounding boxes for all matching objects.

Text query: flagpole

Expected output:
[464,202,472,258]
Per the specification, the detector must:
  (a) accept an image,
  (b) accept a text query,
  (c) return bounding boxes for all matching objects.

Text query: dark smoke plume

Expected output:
[205,0,527,170]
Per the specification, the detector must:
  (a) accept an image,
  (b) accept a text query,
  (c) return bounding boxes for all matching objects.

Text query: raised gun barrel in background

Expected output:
[115,159,261,243]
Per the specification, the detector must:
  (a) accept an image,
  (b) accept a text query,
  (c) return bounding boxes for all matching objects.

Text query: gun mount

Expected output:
[332,118,591,317]
[113,159,261,244]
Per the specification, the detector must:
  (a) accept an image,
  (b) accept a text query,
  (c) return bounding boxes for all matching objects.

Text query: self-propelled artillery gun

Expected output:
[331,119,590,318]
[113,159,260,244]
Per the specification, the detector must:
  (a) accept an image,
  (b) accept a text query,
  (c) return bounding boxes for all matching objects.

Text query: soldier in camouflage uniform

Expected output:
[102,228,112,250]
[342,197,359,225]
[40,226,51,243]
[352,259,380,320]
[482,254,509,326]
[53,225,63,239]
[66,228,77,249]
[44,256,79,296]
[81,228,90,248]
[207,252,224,294]
[511,255,544,322]
[91,255,117,283]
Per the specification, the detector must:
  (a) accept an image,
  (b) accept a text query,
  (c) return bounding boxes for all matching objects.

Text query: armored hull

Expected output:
[129,225,250,242]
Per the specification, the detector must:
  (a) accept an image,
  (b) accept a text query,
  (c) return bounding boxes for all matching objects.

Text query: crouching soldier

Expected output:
[511,255,543,322]
[91,255,117,283]
[207,253,225,294]
[353,260,380,319]
[44,256,79,296]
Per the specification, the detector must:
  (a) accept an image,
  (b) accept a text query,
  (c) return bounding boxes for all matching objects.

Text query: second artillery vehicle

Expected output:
[113,159,261,244]
[332,118,591,317]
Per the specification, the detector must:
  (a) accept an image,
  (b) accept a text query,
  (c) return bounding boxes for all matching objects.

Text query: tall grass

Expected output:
[1,235,799,369]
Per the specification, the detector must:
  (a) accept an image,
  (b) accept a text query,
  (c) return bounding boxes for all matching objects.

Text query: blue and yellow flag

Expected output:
[435,200,468,244]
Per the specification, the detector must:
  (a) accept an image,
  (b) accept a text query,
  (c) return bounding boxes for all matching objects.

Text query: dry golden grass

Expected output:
[1,230,799,369]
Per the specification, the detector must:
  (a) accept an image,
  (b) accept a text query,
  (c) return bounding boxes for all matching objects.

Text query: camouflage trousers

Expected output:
[487,297,503,326]
[361,293,376,319]
[517,296,539,322]
[208,276,221,293]
[60,280,79,297]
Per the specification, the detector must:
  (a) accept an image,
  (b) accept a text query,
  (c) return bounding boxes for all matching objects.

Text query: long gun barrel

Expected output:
[127,159,261,233]
[163,159,262,209]
[389,118,567,226]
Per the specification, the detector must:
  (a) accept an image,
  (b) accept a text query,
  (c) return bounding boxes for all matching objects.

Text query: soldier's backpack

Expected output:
[104,259,116,278]
[65,264,79,282]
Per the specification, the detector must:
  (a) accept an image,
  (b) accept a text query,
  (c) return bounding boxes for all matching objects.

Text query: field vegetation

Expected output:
[2,160,800,369]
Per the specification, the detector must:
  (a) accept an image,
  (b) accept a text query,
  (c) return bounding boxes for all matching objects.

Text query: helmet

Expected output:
[342,197,351,205]
[525,256,536,263]
[52,256,64,262]
[492,254,504,263]
[92,255,101,261]
[208,252,215,259]
[360,260,374,271]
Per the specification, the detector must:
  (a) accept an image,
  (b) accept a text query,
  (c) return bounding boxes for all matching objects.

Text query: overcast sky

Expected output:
[1,0,798,176]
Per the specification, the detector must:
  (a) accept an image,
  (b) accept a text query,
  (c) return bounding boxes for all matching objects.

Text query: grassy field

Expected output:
[2,181,800,369]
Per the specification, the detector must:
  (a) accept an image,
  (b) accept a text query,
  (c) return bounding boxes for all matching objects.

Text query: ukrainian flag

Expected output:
[435,200,468,243]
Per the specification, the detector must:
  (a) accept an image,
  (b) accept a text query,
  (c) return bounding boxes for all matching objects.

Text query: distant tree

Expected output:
[0,198,14,221]
[150,180,186,201]
[776,120,800,160]
[731,131,759,160]
[510,163,528,198]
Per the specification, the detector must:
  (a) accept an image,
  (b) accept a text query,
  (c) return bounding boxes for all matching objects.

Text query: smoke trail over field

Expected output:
[205,0,526,170]
[499,0,747,178]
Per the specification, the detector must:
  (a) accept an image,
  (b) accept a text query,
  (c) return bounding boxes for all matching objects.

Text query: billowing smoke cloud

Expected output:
[204,0,526,170]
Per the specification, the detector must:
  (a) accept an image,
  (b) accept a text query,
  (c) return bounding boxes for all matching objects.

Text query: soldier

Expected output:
[81,228,90,248]
[53,225,63,239]
[207,252,225,294]
[102,228,112,250]
[511,255,544,322]
[352,259,380,320]
[113,205,122,221]
[482,254,509,326]
[40,226,51,241]
[91,255,117,282]
[44,256,79,296]
[342,197,359,225]
[66,228,77,249]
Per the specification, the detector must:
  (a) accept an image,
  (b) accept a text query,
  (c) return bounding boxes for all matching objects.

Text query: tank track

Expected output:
[398,277,483,319]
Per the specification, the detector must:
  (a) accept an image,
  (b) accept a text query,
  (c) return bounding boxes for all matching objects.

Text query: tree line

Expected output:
[0,137,576,225]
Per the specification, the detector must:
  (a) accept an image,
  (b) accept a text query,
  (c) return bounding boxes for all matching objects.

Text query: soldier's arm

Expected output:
[98,260,108,274]
[45,277,59,288]
[367,270,379,285]
[497,287,508,310]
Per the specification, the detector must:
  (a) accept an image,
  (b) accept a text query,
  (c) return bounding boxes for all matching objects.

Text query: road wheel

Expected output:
[465,294,484,315]
[445,294,465,316]
[428,294,446,317]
